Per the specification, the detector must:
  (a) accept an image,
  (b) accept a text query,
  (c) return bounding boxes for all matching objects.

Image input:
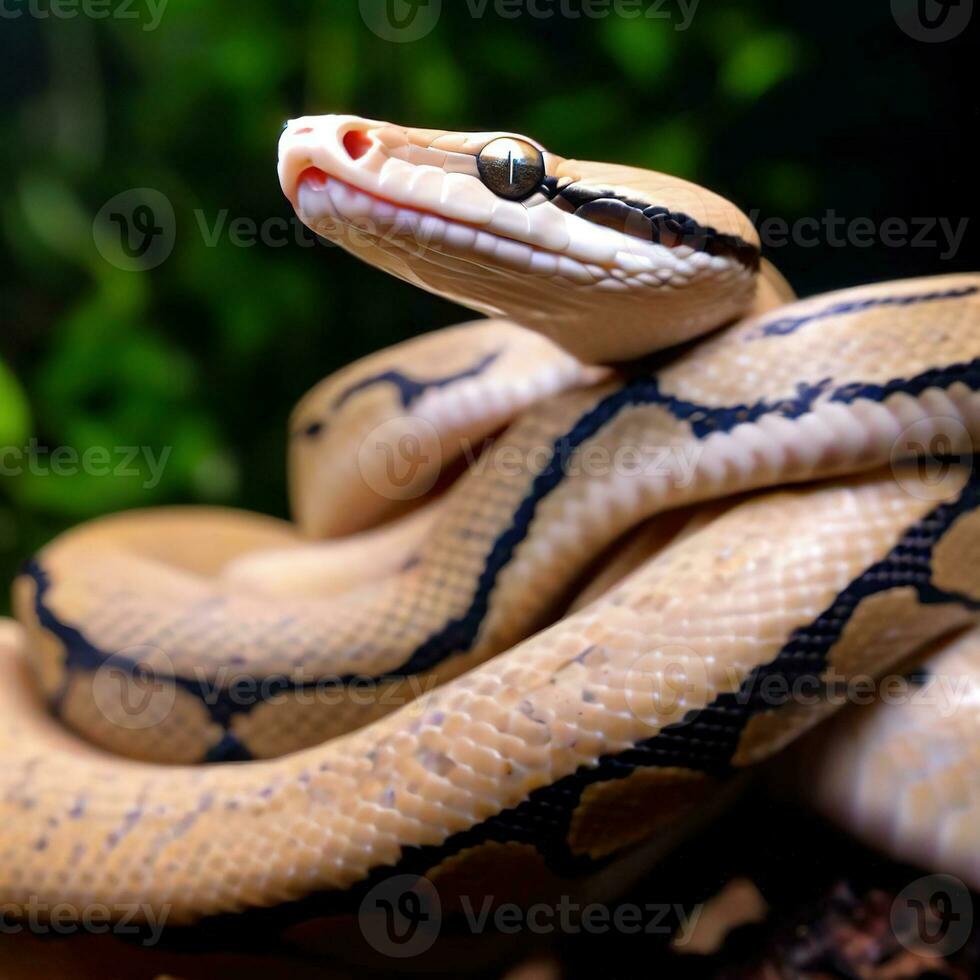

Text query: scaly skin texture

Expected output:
[285,317,608,538]
[1,470,978,924]
[14,274,980,763]
[1,114,979,929]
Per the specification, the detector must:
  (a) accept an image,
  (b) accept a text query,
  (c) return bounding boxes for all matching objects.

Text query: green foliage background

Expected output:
[0,1,974,609]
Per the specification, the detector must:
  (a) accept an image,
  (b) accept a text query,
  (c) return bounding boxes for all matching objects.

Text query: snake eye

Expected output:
[477,137,546,202]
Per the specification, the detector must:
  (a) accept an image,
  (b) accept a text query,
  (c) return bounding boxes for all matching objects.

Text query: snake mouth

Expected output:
[280,115,724,287]
[293,164,625,284]
[295,165,329,190]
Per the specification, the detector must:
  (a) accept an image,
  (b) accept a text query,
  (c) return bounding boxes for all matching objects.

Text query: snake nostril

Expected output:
[342,129,372,161]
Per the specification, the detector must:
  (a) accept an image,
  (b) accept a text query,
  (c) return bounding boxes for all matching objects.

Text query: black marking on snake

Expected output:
[904,664,934,687]
[20,357,980,760]
[21,561,257,763]
[550,182,761,270]
[293,349,503,439]
[420,466,980,872]
[332,350,502,412]
[179,466,980,939]
[299,419,324,438]
[651,358,980,440]
[746,285,979,341]
[24,555,354,762]
[394,358,980,677]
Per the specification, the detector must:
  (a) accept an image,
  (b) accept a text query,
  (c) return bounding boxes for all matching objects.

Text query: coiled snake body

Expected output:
[1,115,979,934]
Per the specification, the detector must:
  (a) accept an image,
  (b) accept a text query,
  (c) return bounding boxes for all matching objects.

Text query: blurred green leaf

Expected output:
[410,51,468,118]
[212,25,289,93]
[308,10,361,106]
[522,88,628,151]
[0,361,30,449]
[17,176,93,268]
[600,15,674,85]
[719,31,800,101]
[632,117,704,180]
[754,160,819,214]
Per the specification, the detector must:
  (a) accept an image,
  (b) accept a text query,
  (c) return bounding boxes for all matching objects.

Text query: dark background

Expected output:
[0,0,976,606]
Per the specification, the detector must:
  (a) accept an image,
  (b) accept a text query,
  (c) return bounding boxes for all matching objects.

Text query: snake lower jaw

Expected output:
[297,171,588,279]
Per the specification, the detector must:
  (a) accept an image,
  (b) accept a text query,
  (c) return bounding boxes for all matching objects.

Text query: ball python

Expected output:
[0,113,979,939]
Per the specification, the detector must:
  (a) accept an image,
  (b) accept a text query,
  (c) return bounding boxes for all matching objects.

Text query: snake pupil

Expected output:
[477,137,546,202]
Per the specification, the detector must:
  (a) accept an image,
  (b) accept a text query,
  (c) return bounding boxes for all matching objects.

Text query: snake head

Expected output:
[278,114,761,364]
